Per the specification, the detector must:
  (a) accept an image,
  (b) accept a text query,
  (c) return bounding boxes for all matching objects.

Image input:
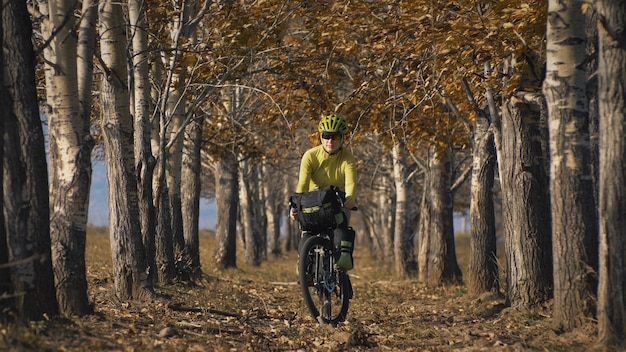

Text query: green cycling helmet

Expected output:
[318,114,349,135]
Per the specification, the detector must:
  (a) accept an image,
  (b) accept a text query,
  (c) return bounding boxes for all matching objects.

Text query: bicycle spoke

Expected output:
[299,236,350,325]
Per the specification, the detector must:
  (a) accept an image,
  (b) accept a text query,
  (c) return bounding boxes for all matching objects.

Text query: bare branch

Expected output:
[0,253,46,269]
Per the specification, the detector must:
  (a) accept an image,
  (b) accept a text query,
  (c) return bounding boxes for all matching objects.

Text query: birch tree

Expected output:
[391,141,415,278]
[77,0,97,120]
[262,163,282,257]
[0,0,6,310]
[2,0,57,319]
[165,78,187,277]
[467,83,498,296]
[182,115,203,275]
[39,0,93,315]
[99,0,151,300]
[377,175,395,262]
[151,0,211,281]
[239,159,263,266]
[499,91,553,309]
[586,1,600,205]
[417,146,463,286]
[129,0,157,284]
[214,156,238,268]
[356,140,394,261]
[596,0,626,345]
[544,0,598,331]
[430,1,549,308]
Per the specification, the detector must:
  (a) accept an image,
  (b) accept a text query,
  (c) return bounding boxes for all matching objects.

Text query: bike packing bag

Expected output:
[290,186,344,233]
[334,227,355,254]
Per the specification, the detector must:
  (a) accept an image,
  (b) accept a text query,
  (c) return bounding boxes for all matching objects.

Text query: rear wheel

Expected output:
[298,235,350,325]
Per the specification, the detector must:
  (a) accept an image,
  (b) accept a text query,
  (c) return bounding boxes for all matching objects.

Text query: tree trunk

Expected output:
[255,164,268,261]
[417,146,462,286]
[392,142,415,278]
[182,115,203,276]
[3,0,58,319]
[283,176,298,253]
[166,81,189,278]
[0,0,7,308]
[586,4,600,206]
[467,109,498,296]
[214,156,238,268]
[129,0,157,285]
[158,0,207,281]
[178,25,204,277]
[39,0,92,316]
[77,0,97,121]
[152,63,176,284]
[499,93,552,309]
[265,196,281,257]
[262,164,281,257]
[150,6,188,284]
[596,0,626,346]
[99,0,151,300]
[239,159,263,266]
[379,176,395,262]
[154,172,175,284]
[544,0,598,331]
[283,216,297,253]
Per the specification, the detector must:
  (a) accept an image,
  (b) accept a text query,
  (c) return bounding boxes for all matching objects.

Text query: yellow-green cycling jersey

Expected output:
[295,145,357,202]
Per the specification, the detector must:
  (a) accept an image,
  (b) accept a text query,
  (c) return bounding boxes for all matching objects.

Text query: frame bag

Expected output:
[291,186,344,233]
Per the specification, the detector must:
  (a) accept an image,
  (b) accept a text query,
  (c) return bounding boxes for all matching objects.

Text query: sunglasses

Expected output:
[321,132,341,141]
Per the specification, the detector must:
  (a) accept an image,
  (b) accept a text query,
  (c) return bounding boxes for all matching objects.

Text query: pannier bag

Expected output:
[291,186,344,233]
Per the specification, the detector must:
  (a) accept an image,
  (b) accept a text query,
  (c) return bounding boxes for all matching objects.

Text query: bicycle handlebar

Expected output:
[288,187,358,211]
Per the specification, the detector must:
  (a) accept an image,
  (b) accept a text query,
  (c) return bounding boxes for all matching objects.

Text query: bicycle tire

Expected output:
[298,235,350,325]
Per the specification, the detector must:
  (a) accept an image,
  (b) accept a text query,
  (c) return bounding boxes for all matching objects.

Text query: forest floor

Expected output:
[1,228,607,351]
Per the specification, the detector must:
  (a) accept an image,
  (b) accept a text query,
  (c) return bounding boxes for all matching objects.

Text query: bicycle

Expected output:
[290,187,356,325]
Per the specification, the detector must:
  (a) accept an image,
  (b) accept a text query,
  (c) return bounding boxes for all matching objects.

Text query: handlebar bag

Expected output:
[291,186,344,233]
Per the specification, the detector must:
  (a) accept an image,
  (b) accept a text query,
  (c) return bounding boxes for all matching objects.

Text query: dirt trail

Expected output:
[1,232,599,351]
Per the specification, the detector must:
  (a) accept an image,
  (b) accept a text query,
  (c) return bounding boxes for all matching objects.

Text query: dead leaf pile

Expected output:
[0,231,600,351]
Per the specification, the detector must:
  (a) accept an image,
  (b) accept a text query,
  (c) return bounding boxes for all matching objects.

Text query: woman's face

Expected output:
[321,132,342,153]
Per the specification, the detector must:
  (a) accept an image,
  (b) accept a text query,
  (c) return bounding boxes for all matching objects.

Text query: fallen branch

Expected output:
[168,302,239,318]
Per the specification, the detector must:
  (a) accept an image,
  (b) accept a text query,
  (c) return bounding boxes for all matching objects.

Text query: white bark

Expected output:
[99,0,151,300]
[129,0,157,283]
[40,0,92,315]
[392,142,414,278]
[544,0,597,331]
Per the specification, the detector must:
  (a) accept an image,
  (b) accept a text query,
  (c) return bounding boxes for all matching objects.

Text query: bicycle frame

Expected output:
[298,230,351,325]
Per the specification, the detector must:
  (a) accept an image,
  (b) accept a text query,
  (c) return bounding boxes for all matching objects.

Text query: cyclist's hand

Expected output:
[344,198,356,210]
[289,208,298,221]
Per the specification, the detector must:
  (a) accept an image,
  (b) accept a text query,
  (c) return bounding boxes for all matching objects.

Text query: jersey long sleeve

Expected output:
[295,145,357,199]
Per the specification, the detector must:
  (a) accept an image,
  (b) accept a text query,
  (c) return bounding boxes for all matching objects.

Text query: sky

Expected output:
[88,161,217,230]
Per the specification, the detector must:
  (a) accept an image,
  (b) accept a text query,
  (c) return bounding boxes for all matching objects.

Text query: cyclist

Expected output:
[290,113,357,271]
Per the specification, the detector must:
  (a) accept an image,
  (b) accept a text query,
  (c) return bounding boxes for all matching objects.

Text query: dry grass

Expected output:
[0,226,601,351]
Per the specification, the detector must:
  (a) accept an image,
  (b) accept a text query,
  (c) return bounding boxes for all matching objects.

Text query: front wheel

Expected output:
[298,235,350,325]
